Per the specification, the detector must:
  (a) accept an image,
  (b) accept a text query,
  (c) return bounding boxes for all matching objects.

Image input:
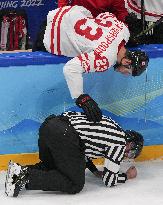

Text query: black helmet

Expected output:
[125,130,144,158]
[126,50,149,76]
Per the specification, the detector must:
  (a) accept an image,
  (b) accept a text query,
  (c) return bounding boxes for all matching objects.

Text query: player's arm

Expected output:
[63,50,111,122]
[58,0,69,7]
[111,0,129,22]
[63,55,84,99]
[63,13,118,98]
[63,50,110,99]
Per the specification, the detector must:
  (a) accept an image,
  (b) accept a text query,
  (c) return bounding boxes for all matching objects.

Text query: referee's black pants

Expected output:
[27,116,85,194]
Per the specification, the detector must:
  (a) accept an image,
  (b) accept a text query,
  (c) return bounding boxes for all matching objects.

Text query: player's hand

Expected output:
[76,94,102,122]
[126,166,137,179]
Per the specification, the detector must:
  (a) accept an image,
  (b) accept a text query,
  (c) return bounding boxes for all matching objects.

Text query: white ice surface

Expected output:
[0,160,163,205]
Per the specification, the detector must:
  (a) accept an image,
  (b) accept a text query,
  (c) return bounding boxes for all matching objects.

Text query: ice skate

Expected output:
[5,160,29,197]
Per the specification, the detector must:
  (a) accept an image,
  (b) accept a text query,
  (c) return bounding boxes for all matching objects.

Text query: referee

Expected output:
[5,111,144,197]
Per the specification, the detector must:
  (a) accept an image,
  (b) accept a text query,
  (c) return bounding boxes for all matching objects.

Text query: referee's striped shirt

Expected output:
[63,111,127,187]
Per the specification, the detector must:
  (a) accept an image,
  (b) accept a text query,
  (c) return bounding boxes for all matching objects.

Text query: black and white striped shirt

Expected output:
[63,111,127,187]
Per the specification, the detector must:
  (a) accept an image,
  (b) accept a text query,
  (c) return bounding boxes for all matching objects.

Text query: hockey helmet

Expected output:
[125,130,144,158]
[125,50,149,76]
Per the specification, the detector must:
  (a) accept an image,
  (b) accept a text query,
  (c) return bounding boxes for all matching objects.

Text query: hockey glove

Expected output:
[76,94,102,122]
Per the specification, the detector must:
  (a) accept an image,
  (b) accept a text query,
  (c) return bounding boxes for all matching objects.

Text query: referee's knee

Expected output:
[68,181,85,194]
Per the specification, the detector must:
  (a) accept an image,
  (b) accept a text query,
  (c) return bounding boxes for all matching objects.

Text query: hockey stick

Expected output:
[133,16,163,39]
[141,0,145,32]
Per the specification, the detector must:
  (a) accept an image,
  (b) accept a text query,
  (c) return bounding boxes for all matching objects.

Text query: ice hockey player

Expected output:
[33,5,149,123]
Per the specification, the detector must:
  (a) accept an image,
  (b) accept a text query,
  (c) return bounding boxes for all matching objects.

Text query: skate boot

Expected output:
[5,160,29,197]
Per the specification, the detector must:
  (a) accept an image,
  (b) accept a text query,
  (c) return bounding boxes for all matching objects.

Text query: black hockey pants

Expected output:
[27,115,85,194]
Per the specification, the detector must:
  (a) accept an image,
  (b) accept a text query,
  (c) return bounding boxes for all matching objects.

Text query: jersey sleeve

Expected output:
[63,50,113,99]
[58,0,69,7]
[102,145,127,187]
[110,0,129,22]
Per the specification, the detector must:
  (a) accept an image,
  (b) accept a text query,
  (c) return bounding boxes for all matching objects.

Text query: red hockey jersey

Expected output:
[43,6,129,98]
[58,0,128,22]
[126,0,163,22]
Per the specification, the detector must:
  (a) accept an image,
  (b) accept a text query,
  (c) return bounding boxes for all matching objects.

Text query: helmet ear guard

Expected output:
[126,50,149,76]
[125,130,144,158]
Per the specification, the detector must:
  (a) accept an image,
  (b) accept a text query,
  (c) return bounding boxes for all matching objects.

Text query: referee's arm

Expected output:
[102,145,127,187]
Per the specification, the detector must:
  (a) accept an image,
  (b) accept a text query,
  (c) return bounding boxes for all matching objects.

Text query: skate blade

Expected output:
[5,183,15,197]
[5,160,21,197]
[5,161,14,196]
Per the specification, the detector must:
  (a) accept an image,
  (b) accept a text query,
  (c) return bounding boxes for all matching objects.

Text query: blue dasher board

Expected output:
[0,44,163,154]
